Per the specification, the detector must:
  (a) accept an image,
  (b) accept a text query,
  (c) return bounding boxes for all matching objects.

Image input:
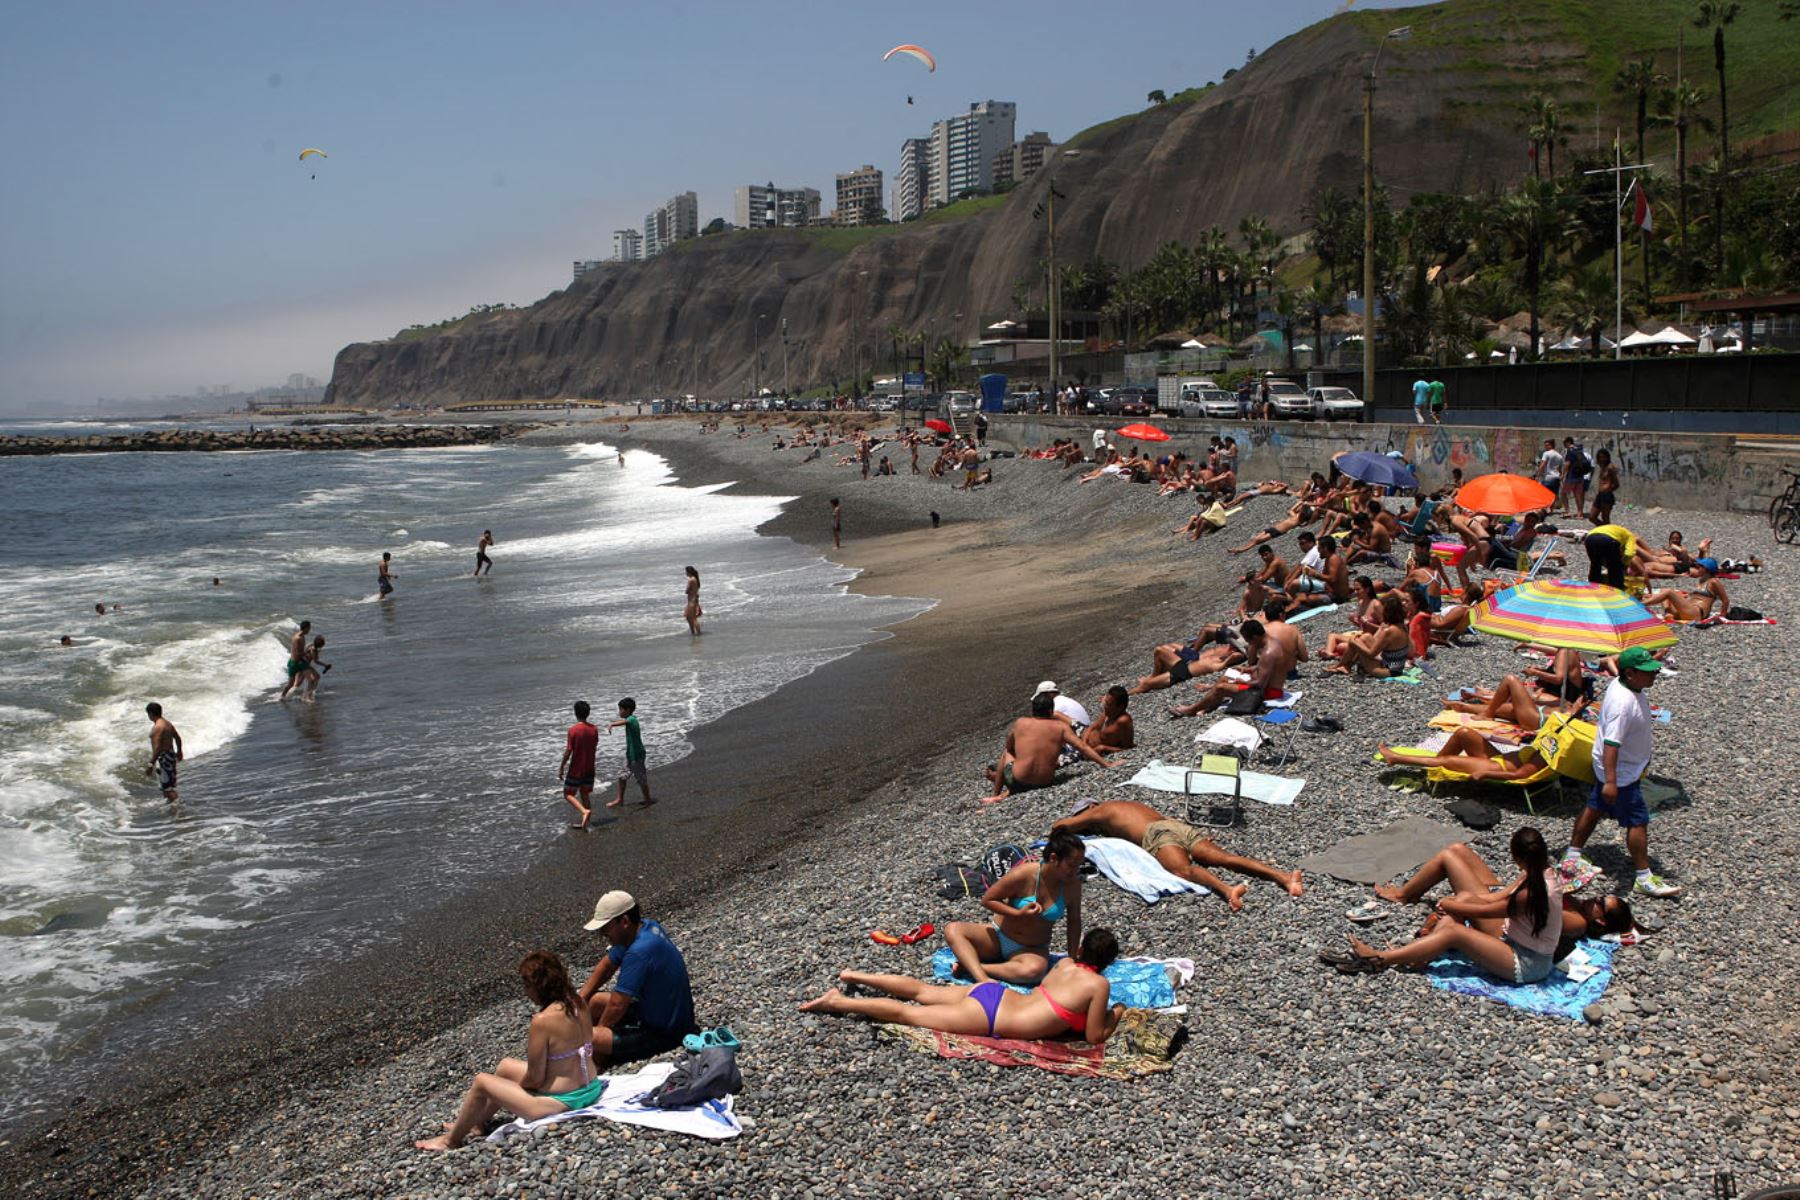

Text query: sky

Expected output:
[0,0,1401,412]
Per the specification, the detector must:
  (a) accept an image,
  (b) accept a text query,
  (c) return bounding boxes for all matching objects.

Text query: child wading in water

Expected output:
[606,697,653,808]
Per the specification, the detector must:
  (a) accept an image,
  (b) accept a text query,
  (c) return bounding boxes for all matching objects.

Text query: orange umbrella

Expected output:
[1115,423,1170,442]
[1456,473,1556,516]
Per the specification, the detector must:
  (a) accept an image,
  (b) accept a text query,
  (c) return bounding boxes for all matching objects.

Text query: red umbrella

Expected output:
[1115,423,1170,442]
[1456,473,1556,516]
[923,418,952,434]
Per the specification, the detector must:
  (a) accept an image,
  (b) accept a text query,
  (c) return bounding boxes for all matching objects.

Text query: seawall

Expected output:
[989,415,1798,515]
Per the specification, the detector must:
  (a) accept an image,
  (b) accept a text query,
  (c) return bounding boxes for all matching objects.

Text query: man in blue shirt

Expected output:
[1411,377,1430,424]
[578,890,698,1064]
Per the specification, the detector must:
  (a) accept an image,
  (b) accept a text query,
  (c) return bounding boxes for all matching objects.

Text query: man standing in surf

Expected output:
[378,551,396,598]
[474,530,495,577]
[606,698,653,809]
[145,702,183,804]
[559,700,599,830]
[831,498,842,550]
[279,620,312,700]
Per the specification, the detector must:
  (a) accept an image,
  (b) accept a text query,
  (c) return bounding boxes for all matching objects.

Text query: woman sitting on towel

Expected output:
[1324,595,1410,677]
[800,928,1124,1044]
[1326,829,1566,984]
[943,830,1085,985]
[416,951,603,1151]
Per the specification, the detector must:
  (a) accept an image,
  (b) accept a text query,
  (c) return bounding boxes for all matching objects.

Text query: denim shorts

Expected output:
[1588,779,1650,828]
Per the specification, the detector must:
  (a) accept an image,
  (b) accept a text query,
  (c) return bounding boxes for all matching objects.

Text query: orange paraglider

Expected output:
[882,44,936,72]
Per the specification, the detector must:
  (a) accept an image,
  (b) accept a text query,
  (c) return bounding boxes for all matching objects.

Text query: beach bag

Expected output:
[1725,605,1764,622]
[1531,713,1597,784]
[981,843,1028,884]
[1565,445,1589,477]
[933,864,987,900]
[645,1047,741,1109]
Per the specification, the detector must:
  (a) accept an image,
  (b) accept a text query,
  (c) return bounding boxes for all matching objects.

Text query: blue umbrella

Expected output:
[1335,450,1418,490]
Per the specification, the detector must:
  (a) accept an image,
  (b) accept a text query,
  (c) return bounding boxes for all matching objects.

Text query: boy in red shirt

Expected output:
[560,700,600,830]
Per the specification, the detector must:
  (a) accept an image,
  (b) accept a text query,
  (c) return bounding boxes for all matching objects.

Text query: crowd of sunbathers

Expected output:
[752,415,1002,488]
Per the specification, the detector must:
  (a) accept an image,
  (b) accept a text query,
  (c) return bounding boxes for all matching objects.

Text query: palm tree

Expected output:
[1494,180,1565,360]
[1613,58,1668,165]
[885,322,909,375]
[1528,97,1567,179]
[1657,80,1711,285]
[926,337,967,390]
[1689,158,1727,277]
[1195,226,1231,328]
[1300,279,1340,368]
[1237,215,1274,314]
[1692,1,1740,166]
[1552,260,1626,355]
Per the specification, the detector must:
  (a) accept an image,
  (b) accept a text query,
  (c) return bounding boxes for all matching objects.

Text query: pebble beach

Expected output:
[11,415,1799,1199]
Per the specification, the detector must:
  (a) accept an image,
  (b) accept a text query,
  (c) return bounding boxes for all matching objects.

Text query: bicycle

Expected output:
[1772,468,1800,544]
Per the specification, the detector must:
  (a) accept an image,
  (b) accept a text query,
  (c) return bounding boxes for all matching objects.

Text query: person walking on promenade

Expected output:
[606,698,653,808]
[1428,378,1447,424]
[1560,647,1681,898]
[145,702,183,804]
[1412,377,1430,424]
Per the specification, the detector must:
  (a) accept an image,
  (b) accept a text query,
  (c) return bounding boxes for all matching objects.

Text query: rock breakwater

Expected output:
[0,423,535,456]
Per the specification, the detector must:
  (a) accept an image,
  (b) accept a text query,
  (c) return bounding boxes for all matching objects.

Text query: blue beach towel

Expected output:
[1426,939,1619,1020]
[930,947,1176,1008]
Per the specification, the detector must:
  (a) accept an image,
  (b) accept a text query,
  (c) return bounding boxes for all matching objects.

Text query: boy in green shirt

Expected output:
[606,697,654,808]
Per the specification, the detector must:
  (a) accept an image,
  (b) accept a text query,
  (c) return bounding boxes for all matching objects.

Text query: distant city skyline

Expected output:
[0,1,1403,412]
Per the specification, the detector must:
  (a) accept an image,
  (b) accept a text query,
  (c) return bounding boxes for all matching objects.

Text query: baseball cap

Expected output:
[1033,680,1059,697]
[1694,557,1718,574]
[583,890,636,931]
[1617,647,1663,674]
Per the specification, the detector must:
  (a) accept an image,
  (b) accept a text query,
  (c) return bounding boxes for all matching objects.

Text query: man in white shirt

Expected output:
[1034,680,1090,733]
[1560,647,1680,897]
[1535,439,1565,497]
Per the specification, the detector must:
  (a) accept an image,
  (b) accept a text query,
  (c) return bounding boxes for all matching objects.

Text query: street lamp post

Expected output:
[1363,25,1411,412]
[852,270,869,405]
[1035,150,1079,402]
[781,319,790,397]
[753,313,766,398]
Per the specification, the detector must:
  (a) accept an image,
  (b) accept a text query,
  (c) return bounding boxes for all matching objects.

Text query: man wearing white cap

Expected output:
[577,890,697,1064]
[1033,681,1091,734]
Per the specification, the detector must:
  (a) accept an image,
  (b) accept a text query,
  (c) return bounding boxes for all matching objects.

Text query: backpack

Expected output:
[644,1047,741,1109]
[1564,445,1590,477]
[980,843,1028,885]
[1725,605,1764,622]
[933,864,987,900]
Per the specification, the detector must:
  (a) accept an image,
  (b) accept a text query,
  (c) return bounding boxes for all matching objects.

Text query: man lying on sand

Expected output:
[1052,800,1303,912]
[982,692,1117,802]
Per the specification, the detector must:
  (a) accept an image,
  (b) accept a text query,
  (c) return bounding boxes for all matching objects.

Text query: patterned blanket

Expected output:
[874,1007,1184,1079]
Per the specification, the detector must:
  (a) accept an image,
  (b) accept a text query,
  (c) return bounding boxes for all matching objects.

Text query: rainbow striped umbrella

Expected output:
[1471,578,1677,654]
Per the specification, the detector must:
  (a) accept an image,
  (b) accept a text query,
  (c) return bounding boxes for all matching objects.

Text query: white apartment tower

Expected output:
[927,100,1015,207]
[734,183,822,229]
[643,191,699,257]
[612,228,643,261]
[894,137,930,222]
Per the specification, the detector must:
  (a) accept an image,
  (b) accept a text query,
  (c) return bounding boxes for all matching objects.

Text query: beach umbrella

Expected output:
[1334,450,1418,490]
[1471,579,1677,655]
[923,418,952,433]
[1115,423,1169,442]
[1455,473,1556,516]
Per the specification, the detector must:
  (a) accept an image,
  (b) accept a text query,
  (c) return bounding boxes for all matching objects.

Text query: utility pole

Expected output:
[853,270,868,402]
[1363,26,1410,409]
[753,313,765,397]
[781,319,790,397]
[1047,182,1059,395]
[1584,141,1652,361]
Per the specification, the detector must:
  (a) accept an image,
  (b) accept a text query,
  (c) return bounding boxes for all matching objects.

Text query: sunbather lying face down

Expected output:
[1327,829,1565,985]
[944,831,1086,985]
[1051,799,1303,913]
[1376,728,1548,781]
[799,928,1125,1045]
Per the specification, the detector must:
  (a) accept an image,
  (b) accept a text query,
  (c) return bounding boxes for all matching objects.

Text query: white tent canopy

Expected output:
[1650,326,1696,346]
[1179,337,1206,349]
[1617,328,1661,348]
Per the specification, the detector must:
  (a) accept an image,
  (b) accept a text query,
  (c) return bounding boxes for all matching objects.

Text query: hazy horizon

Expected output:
[0,0,1397,415]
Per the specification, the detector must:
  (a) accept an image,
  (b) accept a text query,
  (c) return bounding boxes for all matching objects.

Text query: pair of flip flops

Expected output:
[869,923,935,946]
[1344,901,1390,924]
[681,1026,740,1054]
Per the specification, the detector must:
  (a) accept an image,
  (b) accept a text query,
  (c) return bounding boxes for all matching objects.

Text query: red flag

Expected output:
[1633,183,1653,233]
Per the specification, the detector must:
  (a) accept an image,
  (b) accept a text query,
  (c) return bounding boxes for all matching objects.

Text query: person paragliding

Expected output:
[298,147,327,180]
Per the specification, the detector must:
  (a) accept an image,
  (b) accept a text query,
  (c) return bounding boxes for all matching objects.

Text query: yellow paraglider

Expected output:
[882,44,936,72]
[298,148,327,161]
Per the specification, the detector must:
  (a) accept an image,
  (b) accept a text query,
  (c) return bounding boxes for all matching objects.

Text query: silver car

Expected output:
[1179,387,1238,419]
[1265,379,1314,418]
[1309,386,1364,421]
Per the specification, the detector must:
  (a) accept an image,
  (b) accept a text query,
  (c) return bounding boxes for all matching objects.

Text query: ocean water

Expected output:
[0,435,927,1119]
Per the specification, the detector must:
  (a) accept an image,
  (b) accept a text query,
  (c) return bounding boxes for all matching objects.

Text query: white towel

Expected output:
[1196,717,1263,753]
[1128,758,1305,806]
[1078,835,1210,902]
[486,1061,744,1142]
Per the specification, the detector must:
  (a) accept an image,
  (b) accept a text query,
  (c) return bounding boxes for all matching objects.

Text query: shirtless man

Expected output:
[1131,625,1244,696]
[279,620,313,700]
[1052,799,1303,912]
[1238,544,1289,617]
[1083,687,1135,752]
[1258,598,1310,668]
[1342,513,1395,568]
[1283,534,1348,615]
[981,693,1117,803]
[145,702,183,803]
[1226,502,1315,555]
[474,530,495,576]
[377,552,396,598]
[1169,620,1295,719]
[1376,727,1548,781]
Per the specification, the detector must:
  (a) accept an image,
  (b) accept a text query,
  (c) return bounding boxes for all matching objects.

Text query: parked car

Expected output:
[943,391,978,415]
[1265,379,1314,419]
[1309,386,1364,421]
[1112,386,1155,416]
[1179,387,1238,419]
[1004,391,1033,413]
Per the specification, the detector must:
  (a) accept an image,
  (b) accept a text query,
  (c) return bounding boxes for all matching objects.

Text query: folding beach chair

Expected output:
[1184,753,1243,828]
[1418,712,1596,815]
[1251,708,1301,768]
[1494,535,1562,587]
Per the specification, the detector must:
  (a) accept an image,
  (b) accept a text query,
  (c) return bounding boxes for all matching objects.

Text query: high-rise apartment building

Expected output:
[927,100,1015,208]
[612,228,643,261]
[833,165,884,226]
[991,131,1058,191]
[894,137,930,222]
[734,183,822,229]
[643,191,699,257]
[572,260,608,281]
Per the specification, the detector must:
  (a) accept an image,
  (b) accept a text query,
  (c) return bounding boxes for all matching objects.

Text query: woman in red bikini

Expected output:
[798,929,1124,1044]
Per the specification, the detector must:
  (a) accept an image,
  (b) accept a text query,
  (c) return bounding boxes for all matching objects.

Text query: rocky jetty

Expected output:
[0,423,534,456]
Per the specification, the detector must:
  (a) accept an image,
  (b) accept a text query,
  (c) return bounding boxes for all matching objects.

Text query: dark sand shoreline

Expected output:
[2,418,1161,1197]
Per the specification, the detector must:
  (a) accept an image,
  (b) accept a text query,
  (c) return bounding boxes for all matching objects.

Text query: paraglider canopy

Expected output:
[298,148,328,160]
[882,44,936,71]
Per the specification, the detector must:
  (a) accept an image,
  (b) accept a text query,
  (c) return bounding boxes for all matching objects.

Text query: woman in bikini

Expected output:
[1225,502,1316,555]
[683,566,703,636]
[416,951,602,1150]
[800,928,1123,1044]
[1326,828,1564,983]
[1325,594,1410,677]
[942,831,1085,985]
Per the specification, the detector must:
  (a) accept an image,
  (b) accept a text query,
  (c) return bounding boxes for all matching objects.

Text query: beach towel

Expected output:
[1691,615,1777,627]
[1077,835,1211,903]
[930,946,1178,1008]
[1429,710,1530,742]
[1128,758,1305,806]
[1286,603,1341,626]
[873,1006,1183,1080]
[485,1062,744,1143]
[1296,816,1464,885]
[1427,939,1619,1020]
[1195,717,1262,755]
[1376,667,1428,686]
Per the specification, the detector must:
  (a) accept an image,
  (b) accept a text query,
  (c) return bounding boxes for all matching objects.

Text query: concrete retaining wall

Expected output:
[988,415,1798,515]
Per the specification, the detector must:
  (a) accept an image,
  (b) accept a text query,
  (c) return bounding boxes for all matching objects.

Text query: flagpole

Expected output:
[1614,132,1623,361]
